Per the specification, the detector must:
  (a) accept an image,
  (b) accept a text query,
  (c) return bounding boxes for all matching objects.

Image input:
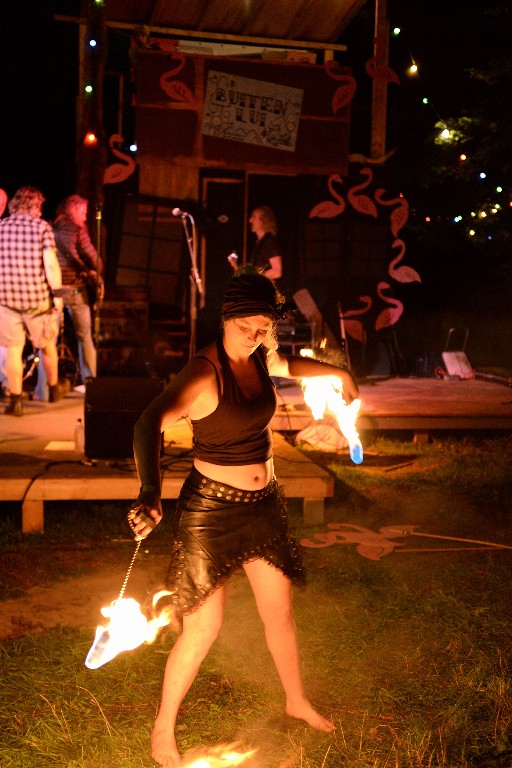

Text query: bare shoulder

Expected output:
[138,351,219,429]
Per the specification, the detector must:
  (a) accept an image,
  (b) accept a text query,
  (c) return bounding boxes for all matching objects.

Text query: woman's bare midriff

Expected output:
[193,457,274,490]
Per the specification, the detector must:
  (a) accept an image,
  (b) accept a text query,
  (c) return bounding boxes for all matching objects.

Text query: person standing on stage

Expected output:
[228,205,283,281]
[0,186,63,416]
[0,188,9,400]
[53,194,103,389]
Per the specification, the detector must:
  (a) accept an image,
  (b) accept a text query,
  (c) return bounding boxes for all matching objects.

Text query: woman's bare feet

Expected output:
[285,699,336,733]
[151,724,181,767]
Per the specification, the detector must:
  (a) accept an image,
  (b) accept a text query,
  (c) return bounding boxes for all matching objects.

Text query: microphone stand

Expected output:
[178,213,203,359]
[94,204,103,351]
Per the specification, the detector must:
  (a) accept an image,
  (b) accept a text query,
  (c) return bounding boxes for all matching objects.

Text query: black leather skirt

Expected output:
[166,466,305,615]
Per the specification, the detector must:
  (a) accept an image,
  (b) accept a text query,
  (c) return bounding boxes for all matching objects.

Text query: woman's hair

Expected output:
[8,186,44,217]
[221,268,285,351]
[55,194,87,221]
[254,205,277,235]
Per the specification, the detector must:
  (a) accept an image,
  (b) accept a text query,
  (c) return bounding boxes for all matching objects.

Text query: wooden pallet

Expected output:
[1,418,333,534]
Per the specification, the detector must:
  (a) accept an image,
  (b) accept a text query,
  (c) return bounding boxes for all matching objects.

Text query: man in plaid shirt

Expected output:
[0,186,64,416]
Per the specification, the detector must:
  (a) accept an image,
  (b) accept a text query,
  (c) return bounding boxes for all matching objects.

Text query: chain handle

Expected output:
[117,539,142,601]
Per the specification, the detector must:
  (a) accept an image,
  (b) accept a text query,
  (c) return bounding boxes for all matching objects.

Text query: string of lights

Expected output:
[389,23,510,240]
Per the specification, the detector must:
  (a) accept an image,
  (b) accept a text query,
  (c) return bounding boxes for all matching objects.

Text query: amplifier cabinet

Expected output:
[84,377,164,459]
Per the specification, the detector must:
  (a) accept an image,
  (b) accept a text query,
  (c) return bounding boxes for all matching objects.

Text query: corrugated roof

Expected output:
[103,0,369,48]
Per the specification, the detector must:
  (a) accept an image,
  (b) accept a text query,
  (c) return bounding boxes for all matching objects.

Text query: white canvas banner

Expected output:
[201,70,303,152]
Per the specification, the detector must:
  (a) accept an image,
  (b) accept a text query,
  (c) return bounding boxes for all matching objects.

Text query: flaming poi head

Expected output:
[299,349,363,464]
[85,590,174,669]
[181,742,257,767]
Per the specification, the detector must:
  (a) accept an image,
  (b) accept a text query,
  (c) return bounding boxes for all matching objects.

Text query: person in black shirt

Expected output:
[128,269,359,767]
[228,205,283,281]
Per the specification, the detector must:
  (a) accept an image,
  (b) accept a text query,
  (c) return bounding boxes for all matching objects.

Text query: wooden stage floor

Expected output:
[1,376,511,534]
[273,375,512,433]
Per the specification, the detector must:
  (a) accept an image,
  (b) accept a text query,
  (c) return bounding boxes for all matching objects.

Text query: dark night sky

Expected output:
[0,1,79,214]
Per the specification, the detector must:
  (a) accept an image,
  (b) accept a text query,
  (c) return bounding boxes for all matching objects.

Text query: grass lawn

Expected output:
[1,433,512,767]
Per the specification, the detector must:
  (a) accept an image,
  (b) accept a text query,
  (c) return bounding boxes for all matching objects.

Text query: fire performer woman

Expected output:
[129,268,359,767]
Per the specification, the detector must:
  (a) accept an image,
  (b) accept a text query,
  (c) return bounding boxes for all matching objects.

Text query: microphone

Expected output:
[172,207,189,218]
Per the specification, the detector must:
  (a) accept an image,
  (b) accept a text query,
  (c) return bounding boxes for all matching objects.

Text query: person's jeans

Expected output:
[64,287,96,382]
[35,287,96,400]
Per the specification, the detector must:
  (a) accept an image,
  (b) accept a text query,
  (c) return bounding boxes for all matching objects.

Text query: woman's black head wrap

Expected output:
[221,267,284,320]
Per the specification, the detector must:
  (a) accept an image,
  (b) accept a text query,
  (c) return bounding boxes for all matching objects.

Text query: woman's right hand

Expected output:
[127,493,163,540]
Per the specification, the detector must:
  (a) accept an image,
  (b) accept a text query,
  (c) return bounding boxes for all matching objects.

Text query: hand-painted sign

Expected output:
[201,70,303,152]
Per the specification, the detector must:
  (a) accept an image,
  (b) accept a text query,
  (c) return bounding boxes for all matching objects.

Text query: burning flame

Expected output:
[299,349,363,464]
[181,743,257,767]
[85,590,174,669]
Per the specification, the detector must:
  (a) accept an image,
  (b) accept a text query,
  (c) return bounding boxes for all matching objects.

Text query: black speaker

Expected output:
[84,377,164,459]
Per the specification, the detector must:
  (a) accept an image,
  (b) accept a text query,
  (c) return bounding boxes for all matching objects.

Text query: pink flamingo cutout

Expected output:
[365,37,400,85]
[388,239,421,284]
[375,282,404,331]
[159,50,194,104]
[347,168,378,218]
[324,60,357,113]
[374,189,410,237]
[103,135,136,185]
[342,295,372,343]
[309,174,345,219]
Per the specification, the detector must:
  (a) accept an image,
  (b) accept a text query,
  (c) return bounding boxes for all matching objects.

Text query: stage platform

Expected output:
[0,389,332,534]
[1,375,511,535]
[273,375,512,435]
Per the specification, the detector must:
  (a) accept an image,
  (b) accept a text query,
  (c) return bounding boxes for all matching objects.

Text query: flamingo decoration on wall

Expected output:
[365,37,400,85]
[103,134,136,185]
[159,49,194,104]
[309,174,345,219]
[347,168,378,218]
[388,239,421,284]
[324,60,357,114]
[341,295,372,344]
[375,282,404,331]
[374,189,410,238]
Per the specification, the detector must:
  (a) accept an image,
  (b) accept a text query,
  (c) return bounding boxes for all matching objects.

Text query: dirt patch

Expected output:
[0,547,169,642]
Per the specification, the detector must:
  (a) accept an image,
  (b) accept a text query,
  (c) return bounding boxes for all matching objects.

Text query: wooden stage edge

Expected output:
[2,376,512,534]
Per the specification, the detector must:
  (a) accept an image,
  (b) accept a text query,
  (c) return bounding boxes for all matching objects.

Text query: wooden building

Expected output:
[62,0,402,378]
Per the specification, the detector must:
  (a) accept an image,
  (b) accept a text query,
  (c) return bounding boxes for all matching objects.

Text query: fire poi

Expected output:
[299,348,363,464]
[180,743,257,767]
[85,540,173,669]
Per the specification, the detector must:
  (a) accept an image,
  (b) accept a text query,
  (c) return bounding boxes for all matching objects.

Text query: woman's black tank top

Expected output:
[191,337,277,466]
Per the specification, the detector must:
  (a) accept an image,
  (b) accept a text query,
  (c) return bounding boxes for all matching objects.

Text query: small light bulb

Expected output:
[496,186,503,193]
[469,230,475,236]
[408,63,418,74]
[129,143,137,152]
[85,84,93,94]
[441,128,451,139]
[479,172,486,179]
[393,27,401,35]
[89,39,97,47]
[459,154,467,161]
[422,97,429,105]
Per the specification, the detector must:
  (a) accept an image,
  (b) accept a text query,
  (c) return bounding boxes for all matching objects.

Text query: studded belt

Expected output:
[186,465,277,504]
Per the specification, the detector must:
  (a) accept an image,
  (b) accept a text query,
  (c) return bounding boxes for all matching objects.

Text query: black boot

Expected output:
[4,393,23,416]
[49,383,63,403]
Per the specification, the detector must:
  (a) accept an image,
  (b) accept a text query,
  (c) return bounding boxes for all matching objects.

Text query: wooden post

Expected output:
[370,0,389,158]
